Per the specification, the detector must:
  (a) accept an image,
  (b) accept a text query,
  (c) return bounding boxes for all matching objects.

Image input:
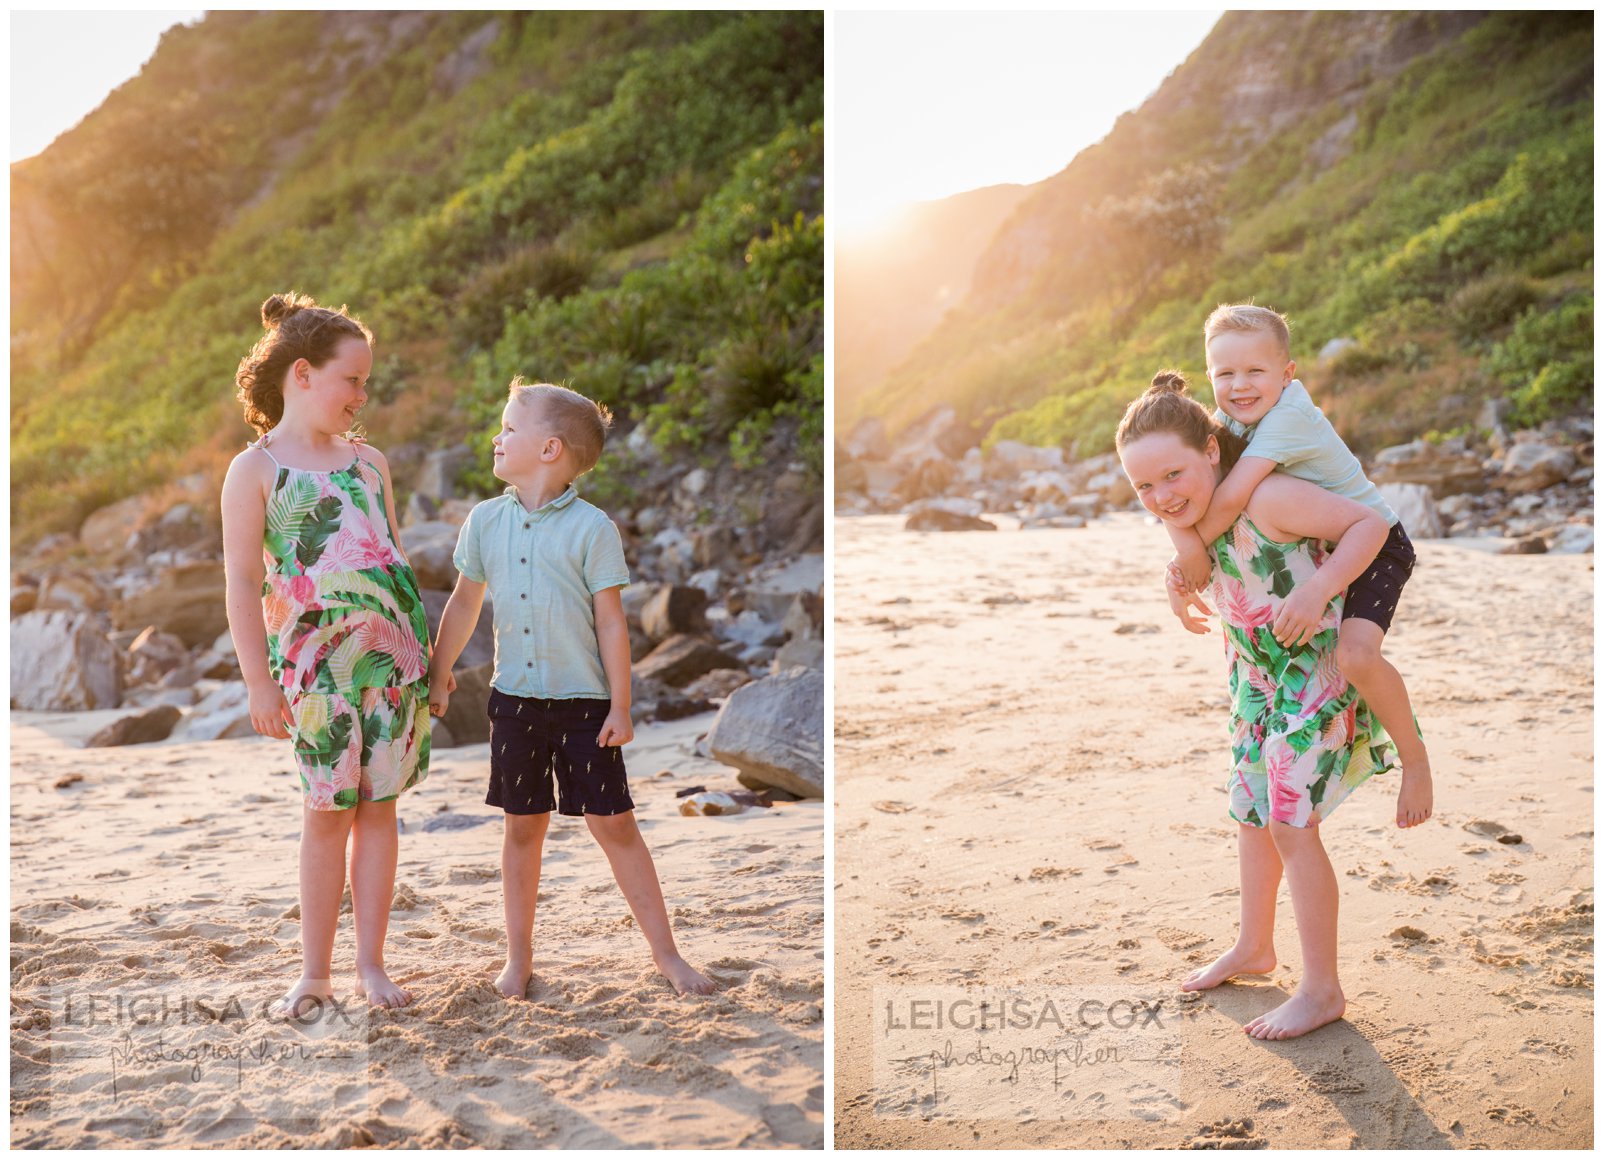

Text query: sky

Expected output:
[835,10,1223,236]
[10,10,205,163]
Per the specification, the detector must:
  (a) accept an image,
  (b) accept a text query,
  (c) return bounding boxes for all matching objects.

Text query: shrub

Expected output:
[1447,274,1540,343]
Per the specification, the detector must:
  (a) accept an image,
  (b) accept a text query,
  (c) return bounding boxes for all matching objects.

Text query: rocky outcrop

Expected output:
[706,668,823,798]
[11,611,124,710]
[86,705,183,747]
[113,562,229,648]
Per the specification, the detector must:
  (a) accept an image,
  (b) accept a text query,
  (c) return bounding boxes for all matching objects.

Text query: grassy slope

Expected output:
[11,11,822,546]
[855,12,1591,458]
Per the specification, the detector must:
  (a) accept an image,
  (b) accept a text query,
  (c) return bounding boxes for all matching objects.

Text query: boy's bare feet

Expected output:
[1243,983,1345,1040]
[495,959,534,1000]
[269,976,336,1020]
[1396,765,1433,828]
[1180,943,1277,991]
[657,954,716,995]
[354,964,411,1009]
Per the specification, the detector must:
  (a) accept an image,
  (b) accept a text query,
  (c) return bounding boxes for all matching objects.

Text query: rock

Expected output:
[430,718,456,749]
[745,554,825,622]
[687,568,721,599]
[893,457,957,503]
[1086,468,1136,509]
[10,611,124,710]
[782,590,823,640]
[112,561,229,648]
[1498,442,1577,494]
[707,669,823,799]
[1319,337,1359,361]
[640,585,710,642]
[648,528,697,583]
[85,705,183,747]
[403,491,440,527]
[35,573,111,613]
[12,586,38,616]
[415,447,473,501]
[692,527,738,572]
[683,669,753,701]
[679,467,711,498]
[621,583,657,627]
[174,681,255,741]
[1504,534,1548,555]
[1376,483,1443,539]
[650,689,717,721]
[1548,523,1594,554]
[122,686,200,710]
[906,509,997,532]
[836,454,869,495]
[1436,494,1476,529]
[420,589,496,670]
[720,610,786,649]
[677,791,746,817]
[906,496,985,520]
[634,634,744,687]
[398,520,462,589]
[891,406,973,464]
[1371,439,1485,496]
[438,662,492,747]
[764,482,823,556]
[126,626,192,686]
[985,440,1065,480]
[79,496,147,556]
[772,637,824,671]
[843,417,890,461]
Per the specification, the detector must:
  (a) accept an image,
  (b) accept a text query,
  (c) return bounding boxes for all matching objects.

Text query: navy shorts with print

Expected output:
[486,690,634,817]
[1342,521,1415,633]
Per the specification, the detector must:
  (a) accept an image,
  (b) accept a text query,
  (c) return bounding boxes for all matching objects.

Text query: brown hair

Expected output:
[234,292,373,436]
[1115,369,1246,471]
[1203,302,1292,361]
[508,379,612,478]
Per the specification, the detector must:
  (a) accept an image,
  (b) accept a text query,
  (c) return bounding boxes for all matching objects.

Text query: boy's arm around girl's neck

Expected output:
[1162,454,1280,558]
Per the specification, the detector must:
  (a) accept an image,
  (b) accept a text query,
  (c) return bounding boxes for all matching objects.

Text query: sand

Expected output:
[9,710,823,1149]
[833,512,1592,1149]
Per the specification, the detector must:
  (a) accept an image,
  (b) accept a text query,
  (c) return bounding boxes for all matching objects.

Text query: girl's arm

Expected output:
[357,443,410,563]
[220,451,294,739]
[1248,474,1389,648]
[593,585,633,747]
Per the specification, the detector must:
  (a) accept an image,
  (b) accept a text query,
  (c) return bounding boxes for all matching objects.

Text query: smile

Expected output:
[1161,499,1188,516]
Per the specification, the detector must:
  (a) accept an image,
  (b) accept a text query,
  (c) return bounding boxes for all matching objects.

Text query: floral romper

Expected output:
[1211,515,1395,828]
[256,435,431,811]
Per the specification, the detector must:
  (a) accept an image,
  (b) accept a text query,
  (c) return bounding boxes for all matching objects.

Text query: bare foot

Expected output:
[494,959,533,1000]
[1180,944,1276,992]
[354,963,411,1010]
[269,976,336,1020]
[656,954,716,995]
[1244,985,1346,1040]
[1396,765,1433,828]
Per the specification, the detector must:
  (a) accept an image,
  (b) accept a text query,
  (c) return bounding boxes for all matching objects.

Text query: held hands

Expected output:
[248,680,295,740]
[1271,584,1329,648]
[596,706,633,748]
[1168,584,1214,635]
[426,669,458,717]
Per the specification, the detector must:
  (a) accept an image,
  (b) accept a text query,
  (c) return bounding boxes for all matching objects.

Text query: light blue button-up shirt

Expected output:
[452,485,631,699]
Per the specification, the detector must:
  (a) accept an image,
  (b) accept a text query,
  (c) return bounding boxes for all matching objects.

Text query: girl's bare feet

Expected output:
[354,963,411,1009]
[1396,765,1433,828]
[1180,943,1277,991]
[270,976,336,1020]
[495,959,534,1000]
[1243,984,1345,1039]
[657,954,716,995]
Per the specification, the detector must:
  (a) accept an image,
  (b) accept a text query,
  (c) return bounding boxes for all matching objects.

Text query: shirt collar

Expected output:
[504,484,579,514]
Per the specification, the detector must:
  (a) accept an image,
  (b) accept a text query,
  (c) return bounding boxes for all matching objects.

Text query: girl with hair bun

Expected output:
[221,292,440,1016]
[1117,370,1398,1040]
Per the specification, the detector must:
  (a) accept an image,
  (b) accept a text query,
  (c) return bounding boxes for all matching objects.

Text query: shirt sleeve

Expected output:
[452,505,485,584]
[1241,399,1322,467]
[583,518,631,594]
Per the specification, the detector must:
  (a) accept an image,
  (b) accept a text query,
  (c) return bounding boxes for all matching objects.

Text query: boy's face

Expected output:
[1206,330,1295,427]
[492,399,561,480]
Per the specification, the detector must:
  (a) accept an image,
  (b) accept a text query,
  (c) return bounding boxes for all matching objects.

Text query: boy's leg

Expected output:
[274,803,356,1018]
[585,810,715,995]
[350,798,410,1008]
[1182,822,1281,991]
[498,811,551,999]
[1336,618,1432,828]
[1246,821,1345,1040]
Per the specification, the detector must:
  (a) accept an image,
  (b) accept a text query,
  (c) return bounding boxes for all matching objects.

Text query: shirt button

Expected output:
[526,662,532,668]
[520,557,526,564]
[523,628,529,634]
[520,593,527,599]
[524,523,530,530]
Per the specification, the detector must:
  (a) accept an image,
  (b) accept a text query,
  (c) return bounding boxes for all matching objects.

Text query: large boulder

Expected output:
[893,457,957,504]
[34,573,111,614]
[640,585,709,642]
[78,496,147,556]
[634,634,744,687]
[86,705,183,747]
[414,447,473,502]
[744,554,825,623]
[707,669,823,798]
[1498,442,1577,494]
[1377,483,1443,539]
[11,611,123,710]
[1371,438,1486,496]
[126,626,192,686]
[113,562,229,648]
[398,521,463,590]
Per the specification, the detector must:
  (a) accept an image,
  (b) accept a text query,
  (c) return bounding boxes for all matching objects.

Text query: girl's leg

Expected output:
[350,797,410,1008]
[1182,822,1281,990]
[1245,820,1345,1040]
[584,811,715,995]
[273,803,356,1018]
[497,811,551,999]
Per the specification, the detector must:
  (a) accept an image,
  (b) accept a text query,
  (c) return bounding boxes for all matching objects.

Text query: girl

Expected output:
[221,292,436,1015]
[1116,371,1397,1041]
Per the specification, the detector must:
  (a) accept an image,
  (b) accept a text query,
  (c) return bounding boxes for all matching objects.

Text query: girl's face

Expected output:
[1119,431,1220,528]
[293,336,371,431]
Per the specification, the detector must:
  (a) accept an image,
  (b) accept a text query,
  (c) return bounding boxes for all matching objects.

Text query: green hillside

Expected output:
[11,11,822,546]
[852,11,1591,458]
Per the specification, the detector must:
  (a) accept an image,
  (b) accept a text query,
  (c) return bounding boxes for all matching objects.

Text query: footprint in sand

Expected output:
[1155,927,1208,952]
[1182,1117,1267,1149]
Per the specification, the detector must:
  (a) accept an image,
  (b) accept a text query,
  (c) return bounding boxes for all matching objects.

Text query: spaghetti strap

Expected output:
[249,434,283,467]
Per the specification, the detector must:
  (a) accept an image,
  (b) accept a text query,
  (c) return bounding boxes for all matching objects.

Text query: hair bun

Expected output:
[261,291,313,329]
[1149,368,1188,395]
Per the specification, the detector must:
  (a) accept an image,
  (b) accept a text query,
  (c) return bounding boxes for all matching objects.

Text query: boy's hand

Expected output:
[597,707,633,748]
[1169,585,1214,634]
[248,679,295,740]
[1175,541,1212,593]
[1271,585,1328,649]
[427,669,456,717]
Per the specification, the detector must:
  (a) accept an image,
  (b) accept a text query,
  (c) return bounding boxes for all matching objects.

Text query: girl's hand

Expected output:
[1169,586,1214,635]
[427,669,456,717]
[596,707,633,748]
[248,680,294,740]
[1272,585,1329,648]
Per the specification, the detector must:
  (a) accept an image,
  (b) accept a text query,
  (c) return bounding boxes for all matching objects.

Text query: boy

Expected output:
[427,379,715,997]
[1163,304,1433,831]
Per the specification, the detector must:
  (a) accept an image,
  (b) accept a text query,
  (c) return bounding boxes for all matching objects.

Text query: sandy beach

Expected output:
[833,512,1592,1149]
[10,711,823,1149]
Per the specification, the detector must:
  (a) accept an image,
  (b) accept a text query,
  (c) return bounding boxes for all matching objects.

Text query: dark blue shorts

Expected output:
[1342,521,1416,633]
[486,690,634,817]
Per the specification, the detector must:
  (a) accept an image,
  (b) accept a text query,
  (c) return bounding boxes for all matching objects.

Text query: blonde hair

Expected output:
[508,379,612,477]
[1203,303,1291,361]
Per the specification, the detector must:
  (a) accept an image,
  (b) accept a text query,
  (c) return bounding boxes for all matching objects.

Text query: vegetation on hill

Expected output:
[850,11,1591,459]
[11,11,822,546]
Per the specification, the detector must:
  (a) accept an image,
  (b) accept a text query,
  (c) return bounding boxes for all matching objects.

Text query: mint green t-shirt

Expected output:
[1216,380,1398,526]
[452,485,631,700]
